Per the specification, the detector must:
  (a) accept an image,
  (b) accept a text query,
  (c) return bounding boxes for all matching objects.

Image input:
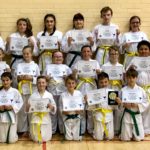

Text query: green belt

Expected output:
[119,108,140,136]
[64,114,82,136]
[0,110,12,143]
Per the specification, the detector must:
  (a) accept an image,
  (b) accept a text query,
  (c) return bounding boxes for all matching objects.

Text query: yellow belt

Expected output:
[109,80,122,89]
[93,108,112,137]
[18,80,32,95]
[98,45,111,64]
[41,50,53,72]
[142,85,150,102]
[32,112,48,143]
[76,77,96,90]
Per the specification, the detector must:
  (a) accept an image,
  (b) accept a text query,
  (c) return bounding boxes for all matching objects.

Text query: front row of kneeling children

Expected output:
[0,67,149,143]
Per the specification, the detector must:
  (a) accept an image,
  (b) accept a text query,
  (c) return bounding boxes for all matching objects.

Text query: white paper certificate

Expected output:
[102,66,124,80]
[130,57,150,71]
[125,33,143,43]
[122,89,143,103]
[0,61,6,76]
[98,26,116,40]
[40,36,58,49]
[62,96,84,111]
[29,98,50,112]
[46,64,67,77]
[10,37,28,51]
[77,61,97,77]
[17,63,35,75]
[87,88,107,106]
[0,93,13,106]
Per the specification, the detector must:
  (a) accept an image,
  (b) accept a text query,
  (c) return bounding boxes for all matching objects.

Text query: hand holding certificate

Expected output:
[29,98,50,113]
[40,36,58,49]
[122,89,143,103]
[62,96,84,111]
[10,37,28,51]
[125,33,143,43]
[86,88,107,106]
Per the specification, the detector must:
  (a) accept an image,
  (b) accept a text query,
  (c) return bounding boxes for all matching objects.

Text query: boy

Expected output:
[116,68,149,141]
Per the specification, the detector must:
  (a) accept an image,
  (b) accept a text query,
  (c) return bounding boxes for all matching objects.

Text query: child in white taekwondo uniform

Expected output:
[0,48,11,86]
[72,45,101,134]
[43,51,72,134]
[102,46,125,134]
[0,72,23,143]
[6,18,38,87]
[116,68,149,141]
[59,75,85,140]
[37,14,63,73]
[16,46,40,135]
[92,6,120,66]
[126,40,150,135]
[62,13,94,67]
[121,16,148,69]
[27,76,56,142]
[86,72,118,140]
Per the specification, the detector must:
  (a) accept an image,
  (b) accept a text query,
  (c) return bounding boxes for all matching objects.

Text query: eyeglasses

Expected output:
[131,22,140,24]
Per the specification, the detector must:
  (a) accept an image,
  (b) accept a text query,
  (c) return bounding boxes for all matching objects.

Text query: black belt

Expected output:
[10,54,23,68]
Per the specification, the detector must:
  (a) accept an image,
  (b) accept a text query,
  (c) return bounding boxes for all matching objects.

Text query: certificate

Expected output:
[0,61,6,76]
[125,33,143,43]
[102,66,124,80]
[122,89,143,103]
[130,57,150,71]
[17,63,35,75]
[10,37,28,51]
[77,61,97,77]
[40,36,58,49]
[46,64,67,77]
[87,88,107,106]
[29,98,50,113]
[62,95,84,111]
[0,93,13,106]
[98,26,116,40]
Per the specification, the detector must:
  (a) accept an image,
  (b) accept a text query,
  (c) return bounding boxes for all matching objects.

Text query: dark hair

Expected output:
[17,18,33,37]
[108,45,119,54]
[98,72,109,81]
[65,74,77,84]
[42,14,56,36]
[137,40,150,51]
[1,72,12,80]
[100,6,113,17]
[81,45,92,52]
[73,13,84,28]
[22,45,33,53]
[37,75,48,82]
[126,68,138,78]
[129,16,141,31]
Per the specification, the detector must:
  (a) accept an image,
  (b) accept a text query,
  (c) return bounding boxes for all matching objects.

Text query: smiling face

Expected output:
[109,49,119,64]
[37,78,47,92]
[98,77,109,88]
[81,46,92,60]
[138,45,150,57]
[130,17,141,32]
[73,19,84,29]
[52,51,64,64]
[23,47,32,62]
[2,76,12,90]
[66,79,76,92]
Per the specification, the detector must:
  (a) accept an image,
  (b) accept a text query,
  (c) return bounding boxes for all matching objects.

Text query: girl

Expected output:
[37,14,63,73]
[62,13,94,67]
[0,72,23,143]
[121,16,148,69]
[43,51,72,134]
[16,46,40,135]
[92,6,120,66]
[72,45,101,134]
[59,74,84,140]
[27,76,56,142]
[0,48,11,86]
[6,18,38,87]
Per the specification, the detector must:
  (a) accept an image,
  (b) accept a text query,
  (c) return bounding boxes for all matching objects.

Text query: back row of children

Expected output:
[0,39,150,143]
[0,5,150,143]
